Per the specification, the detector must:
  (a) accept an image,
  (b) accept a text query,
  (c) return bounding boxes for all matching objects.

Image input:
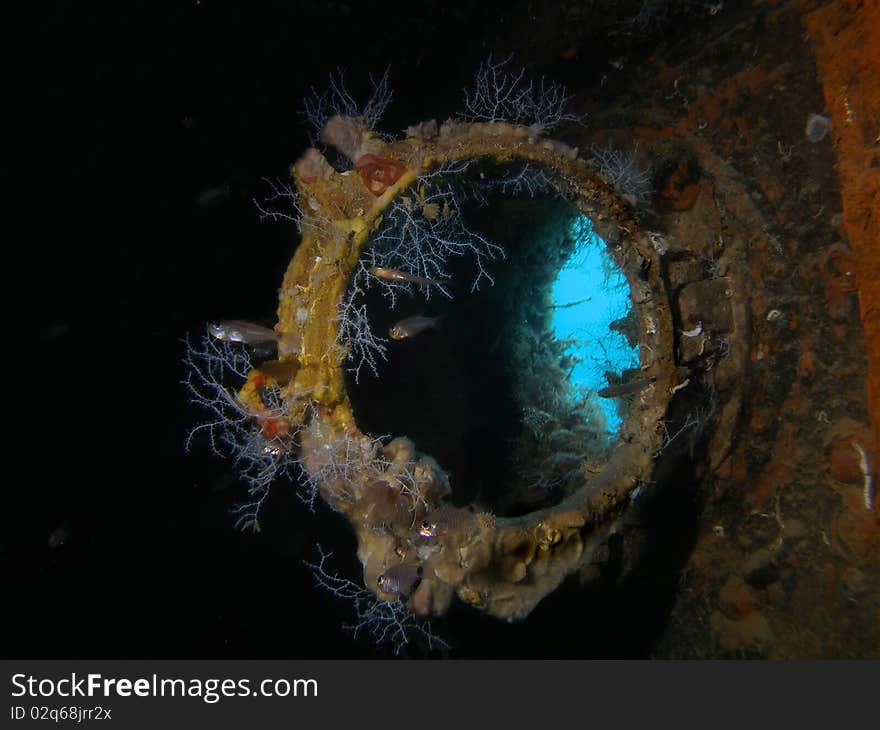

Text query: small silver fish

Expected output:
[597,376,656,398]
[195,183,231,207]
[369,266,444,288]
[209,320,281,345]
[48,525,70,550]
[417,507,472,538]
[389,315,442,341]
[377,564,423,596]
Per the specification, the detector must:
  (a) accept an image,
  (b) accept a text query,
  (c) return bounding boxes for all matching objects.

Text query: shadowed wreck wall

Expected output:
[553,0,879,658]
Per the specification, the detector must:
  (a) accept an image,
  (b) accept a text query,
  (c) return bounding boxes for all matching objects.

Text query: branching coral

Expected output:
[253,175,334,239]
[183,333,301,529]
[462,53,584,134]
[469,162,557,202]
[333,275,389,383]
[183,333,255,456]
[332,160,510,380]
[300,67,393,145]
[626,0,722,32]
[306,548,448,655]
[296,413,388,505]
[364,168,505,304]
[652,386,717,459]
[590,140,654,206]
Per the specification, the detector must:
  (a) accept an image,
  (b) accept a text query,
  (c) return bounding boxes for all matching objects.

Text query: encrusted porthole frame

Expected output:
[231,114,685,622]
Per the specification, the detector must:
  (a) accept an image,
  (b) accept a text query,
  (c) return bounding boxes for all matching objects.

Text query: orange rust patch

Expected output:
[685,63,790,132]
[719,575,754,620]
[750,419,799,510]
[805,0,880,459]
[798,338,815,379]
[758,176,782,205]
[632,125,678,141]
[820,249,861,317]
[829,250,860,291]
[659,159,700,211]
[711,610,772,653]
[829,437,862,483]
[712,453,748,501]
[752,456,793,511]
[834,508,879,563]
[721,114,754,155]
[652,60,680,88]
[749,401,776,433]
[821,561,839,611]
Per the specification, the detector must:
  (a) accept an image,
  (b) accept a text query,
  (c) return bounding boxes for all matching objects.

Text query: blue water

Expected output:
[550,217,639,433]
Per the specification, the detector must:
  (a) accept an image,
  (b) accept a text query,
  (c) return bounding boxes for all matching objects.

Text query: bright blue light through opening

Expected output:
[551,217,639,434]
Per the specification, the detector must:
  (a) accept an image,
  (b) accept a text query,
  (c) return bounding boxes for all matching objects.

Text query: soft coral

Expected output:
[355,153,406,196]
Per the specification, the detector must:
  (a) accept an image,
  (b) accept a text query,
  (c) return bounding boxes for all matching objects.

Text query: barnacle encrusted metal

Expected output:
[234,113,679,622]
